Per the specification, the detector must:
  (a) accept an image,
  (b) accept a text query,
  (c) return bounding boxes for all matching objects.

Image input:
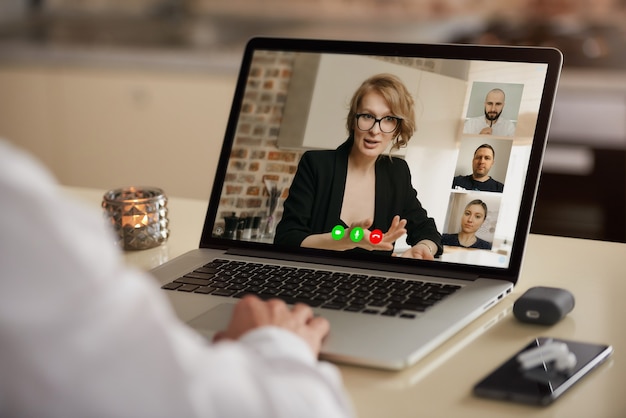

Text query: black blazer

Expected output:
[275,139,442,255]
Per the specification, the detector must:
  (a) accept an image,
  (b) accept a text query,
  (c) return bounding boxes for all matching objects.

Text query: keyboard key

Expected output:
[194,286,216,294]
[161,282,182,290]
[211,280,229,289]
[175,277,213,286]
[212,288,238,297]
[387,302,429,312]
[206,259,229,266]
[344,305,365,312]
[381,309,401,316]
[184,272,215,280]
[177,284,200,292]
[321,302,344,310]
[195,267,218,274]
[362,309,380,315]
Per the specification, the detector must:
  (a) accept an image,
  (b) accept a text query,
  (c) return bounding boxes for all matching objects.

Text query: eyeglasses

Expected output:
[355,113,401,133]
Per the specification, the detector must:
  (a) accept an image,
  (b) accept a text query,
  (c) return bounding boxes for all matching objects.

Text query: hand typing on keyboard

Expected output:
[213,295,330,356]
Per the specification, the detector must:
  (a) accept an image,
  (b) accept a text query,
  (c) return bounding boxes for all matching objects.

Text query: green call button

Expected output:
[331,225,345,240]
[350,227,364,243]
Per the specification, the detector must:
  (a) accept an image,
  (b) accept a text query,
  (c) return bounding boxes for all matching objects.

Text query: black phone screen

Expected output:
[473,337,612,405]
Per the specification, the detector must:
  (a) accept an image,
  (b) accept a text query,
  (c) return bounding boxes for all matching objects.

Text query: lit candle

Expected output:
[123,205,148,229]
[102,187,169,250]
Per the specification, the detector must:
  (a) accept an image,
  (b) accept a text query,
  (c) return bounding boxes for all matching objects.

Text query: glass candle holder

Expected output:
[102,186,169,251]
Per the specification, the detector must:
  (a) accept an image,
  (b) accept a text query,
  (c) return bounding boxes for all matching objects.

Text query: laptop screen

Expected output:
[200,38,562,281]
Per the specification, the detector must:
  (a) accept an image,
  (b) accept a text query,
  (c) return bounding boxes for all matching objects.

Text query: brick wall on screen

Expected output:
[216,50,302,230]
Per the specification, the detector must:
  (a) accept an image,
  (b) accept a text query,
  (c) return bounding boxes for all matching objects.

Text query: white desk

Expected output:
[64,186,626,417]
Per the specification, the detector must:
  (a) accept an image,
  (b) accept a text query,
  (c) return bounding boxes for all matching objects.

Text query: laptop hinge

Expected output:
[225,247,478,281]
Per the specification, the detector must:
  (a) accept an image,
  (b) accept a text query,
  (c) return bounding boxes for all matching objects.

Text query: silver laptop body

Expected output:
[151,37,562,370]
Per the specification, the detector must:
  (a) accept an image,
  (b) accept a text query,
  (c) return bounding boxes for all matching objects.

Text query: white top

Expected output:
[463,116,517,137]
[0,139,354,418]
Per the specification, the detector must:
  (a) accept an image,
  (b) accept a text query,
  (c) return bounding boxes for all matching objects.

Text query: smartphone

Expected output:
[473,337,613,405]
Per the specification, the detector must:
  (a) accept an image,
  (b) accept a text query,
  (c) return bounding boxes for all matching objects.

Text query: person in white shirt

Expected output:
[463,88,516,137]
[0,139,354,418]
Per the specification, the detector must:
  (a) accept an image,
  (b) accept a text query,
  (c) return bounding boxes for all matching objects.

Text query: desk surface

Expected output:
[64,186,626,417]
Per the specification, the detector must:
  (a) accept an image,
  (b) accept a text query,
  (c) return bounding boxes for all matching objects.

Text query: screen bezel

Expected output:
[199,37,563,283]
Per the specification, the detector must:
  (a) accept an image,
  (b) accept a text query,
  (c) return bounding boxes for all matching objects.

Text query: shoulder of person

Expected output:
[441,233,458,244]
[380,155,412,177]
[454,174,471,183]
[302,148,336,158]
[298,149,343,179]
[491,178,504,190]
[477,237,492,249]
[300,149,336,165]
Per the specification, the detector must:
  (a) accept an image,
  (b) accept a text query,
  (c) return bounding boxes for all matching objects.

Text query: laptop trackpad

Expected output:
[187,303,236,340]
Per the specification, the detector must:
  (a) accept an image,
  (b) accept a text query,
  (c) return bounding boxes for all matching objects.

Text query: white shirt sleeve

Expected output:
[463,116,482,134]
[0,140,354,418]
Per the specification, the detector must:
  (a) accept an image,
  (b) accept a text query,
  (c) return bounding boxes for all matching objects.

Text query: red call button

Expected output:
[369,229,383,244]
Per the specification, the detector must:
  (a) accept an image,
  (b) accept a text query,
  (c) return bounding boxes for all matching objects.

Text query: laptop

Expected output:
[151,37,562,370]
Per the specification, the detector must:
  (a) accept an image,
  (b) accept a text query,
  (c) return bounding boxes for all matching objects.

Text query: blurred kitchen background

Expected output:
[1,0,625,242]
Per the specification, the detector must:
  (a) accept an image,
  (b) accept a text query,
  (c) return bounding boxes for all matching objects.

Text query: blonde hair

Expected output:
[346,73,416,150]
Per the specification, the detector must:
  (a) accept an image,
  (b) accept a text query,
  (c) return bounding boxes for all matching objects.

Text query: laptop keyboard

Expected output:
[161,259,460,319]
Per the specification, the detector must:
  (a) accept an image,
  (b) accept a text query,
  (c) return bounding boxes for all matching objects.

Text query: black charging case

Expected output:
[513,286,575,325]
